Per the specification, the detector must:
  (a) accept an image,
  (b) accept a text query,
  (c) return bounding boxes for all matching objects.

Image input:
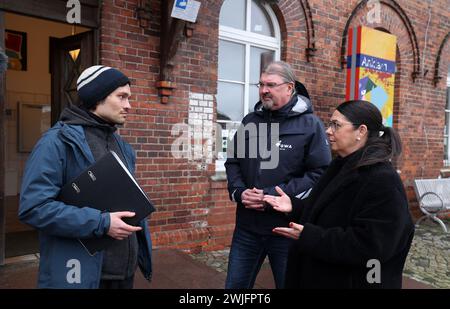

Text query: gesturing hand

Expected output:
[107,211,142,240]
[263,186,293,213]
[272,222,304,240]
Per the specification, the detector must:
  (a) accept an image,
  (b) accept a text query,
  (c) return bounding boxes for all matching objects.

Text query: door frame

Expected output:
[0,2,100,265]
[50,30,97,124]
[0,10,6,266]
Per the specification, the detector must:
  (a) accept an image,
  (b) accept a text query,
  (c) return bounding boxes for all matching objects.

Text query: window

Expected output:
[216,0,281,170]
[444,65,450,166]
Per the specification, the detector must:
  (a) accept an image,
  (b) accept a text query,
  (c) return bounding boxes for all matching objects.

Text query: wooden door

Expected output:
[50,31,96,124]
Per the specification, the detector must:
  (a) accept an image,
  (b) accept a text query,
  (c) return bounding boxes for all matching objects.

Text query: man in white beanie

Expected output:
[19,65,153,289]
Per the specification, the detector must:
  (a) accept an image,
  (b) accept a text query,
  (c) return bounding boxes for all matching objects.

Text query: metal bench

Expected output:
[413,178,450,233]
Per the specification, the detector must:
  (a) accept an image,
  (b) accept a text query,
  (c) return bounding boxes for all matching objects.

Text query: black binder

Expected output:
[58,151,155,255]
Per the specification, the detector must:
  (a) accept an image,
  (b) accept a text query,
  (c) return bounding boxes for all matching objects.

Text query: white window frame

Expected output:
[216,0,281,171]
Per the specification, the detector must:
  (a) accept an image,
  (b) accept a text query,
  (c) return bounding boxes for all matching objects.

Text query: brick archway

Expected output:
[298,0,316,61]
[338,2,420,174]
[271,0,312,64]
[340,0,420,82]
[433,32,450,87]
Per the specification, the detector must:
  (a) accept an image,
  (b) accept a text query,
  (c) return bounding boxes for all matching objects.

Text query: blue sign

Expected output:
[346,54,396,74]
[175,0,188,9]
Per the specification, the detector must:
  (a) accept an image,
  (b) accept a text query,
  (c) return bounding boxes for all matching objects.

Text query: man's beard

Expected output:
[261,96,274,110]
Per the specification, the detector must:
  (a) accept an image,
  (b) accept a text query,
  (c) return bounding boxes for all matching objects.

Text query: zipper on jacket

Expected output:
[258,111,272,179]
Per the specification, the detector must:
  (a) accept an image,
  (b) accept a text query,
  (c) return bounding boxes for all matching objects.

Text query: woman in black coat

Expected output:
[263,100,414,288]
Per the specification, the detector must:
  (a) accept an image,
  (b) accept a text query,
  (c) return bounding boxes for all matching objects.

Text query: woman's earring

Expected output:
[356,137,361,141]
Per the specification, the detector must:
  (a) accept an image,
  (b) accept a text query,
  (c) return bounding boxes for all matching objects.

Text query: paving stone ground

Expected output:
[403,220,450,288]
[1,220,447,289]
[190,219,450,289]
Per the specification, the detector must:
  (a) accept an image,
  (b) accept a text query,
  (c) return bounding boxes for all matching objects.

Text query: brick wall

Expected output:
[99,0,450,251]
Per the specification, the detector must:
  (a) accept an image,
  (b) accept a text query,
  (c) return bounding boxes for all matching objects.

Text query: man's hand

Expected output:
[107,211,142,240]
[241,188,265,211]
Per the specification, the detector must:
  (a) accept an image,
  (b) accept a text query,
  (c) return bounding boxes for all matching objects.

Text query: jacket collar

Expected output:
[254,94,312,120]
[57,122,134,173]
[58,122,96,164]
[60,105,117,132]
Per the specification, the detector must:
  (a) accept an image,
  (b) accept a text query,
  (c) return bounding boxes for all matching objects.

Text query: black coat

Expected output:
[286,150,414,289]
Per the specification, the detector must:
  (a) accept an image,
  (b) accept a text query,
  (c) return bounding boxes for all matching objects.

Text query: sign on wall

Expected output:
[346,26,397,127]
[171,0,201,23]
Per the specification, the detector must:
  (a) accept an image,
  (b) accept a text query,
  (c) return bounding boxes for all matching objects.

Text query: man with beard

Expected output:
[225,61,331,288]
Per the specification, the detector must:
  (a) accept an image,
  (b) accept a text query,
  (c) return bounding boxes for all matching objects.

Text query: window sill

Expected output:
[440,168,450,178]
[211,171,227,181]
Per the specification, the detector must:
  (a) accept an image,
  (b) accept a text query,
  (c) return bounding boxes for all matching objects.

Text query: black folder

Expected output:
[58,151,155,256]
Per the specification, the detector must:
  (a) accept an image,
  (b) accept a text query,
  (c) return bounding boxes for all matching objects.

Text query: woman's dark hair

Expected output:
[336,100,402,167]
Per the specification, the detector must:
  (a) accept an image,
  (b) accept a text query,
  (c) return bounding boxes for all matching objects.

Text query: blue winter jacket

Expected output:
[225,82,332,235]
[19,122,152,288]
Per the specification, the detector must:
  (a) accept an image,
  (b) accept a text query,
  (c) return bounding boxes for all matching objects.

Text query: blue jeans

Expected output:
[225,227,292,289]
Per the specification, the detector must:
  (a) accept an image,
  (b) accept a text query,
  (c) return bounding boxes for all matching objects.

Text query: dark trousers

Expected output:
[225,227,292,289]
[99,275,135,289]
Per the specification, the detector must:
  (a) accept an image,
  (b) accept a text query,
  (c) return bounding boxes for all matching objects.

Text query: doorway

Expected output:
[0,12,96,263]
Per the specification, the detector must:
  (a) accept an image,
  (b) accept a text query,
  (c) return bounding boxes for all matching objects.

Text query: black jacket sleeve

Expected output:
[224,125,247,203]
[286,196,309,222]
[294,175,414,266]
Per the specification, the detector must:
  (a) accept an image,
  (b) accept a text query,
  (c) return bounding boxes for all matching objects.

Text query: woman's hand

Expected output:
[272,222,304,240]
[263,186,293,213]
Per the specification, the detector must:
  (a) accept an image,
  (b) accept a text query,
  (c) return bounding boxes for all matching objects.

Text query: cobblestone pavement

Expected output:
[190,220,450,288]
[189,249,231,274]
[403,220,450,288]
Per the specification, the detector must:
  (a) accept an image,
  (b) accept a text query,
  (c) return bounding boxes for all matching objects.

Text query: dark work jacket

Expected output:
[285,149,414,289]
[225,81,331,235]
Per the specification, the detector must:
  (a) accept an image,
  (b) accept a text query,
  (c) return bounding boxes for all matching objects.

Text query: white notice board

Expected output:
[171,0,201,23]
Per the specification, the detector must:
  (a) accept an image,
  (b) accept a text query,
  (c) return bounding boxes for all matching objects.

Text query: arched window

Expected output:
[216,0,281,170]
[444,65,450,166]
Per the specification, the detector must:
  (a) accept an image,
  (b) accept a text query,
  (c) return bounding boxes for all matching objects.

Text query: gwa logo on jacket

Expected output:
[275,140,293,150]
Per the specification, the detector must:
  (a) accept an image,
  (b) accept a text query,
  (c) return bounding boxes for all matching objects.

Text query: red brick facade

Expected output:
[98,0,450,252]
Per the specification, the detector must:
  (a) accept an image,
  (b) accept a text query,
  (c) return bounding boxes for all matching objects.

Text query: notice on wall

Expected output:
[171,0,201,23]
[346,26,397,127]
